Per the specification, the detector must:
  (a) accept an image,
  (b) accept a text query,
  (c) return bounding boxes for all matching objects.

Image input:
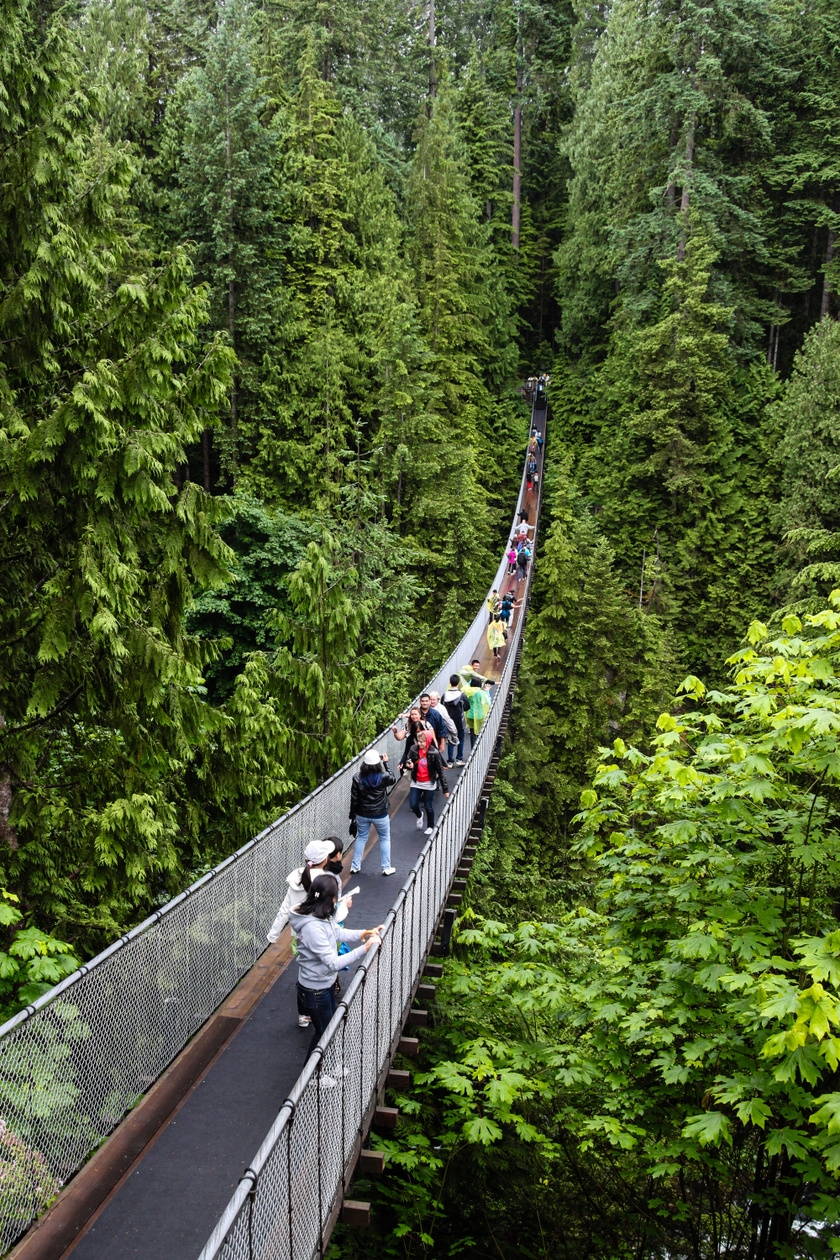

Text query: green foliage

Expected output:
[358,593,840,1260]
[187,496,317,701]
[0,890,79,1022]
[0,0,294,952]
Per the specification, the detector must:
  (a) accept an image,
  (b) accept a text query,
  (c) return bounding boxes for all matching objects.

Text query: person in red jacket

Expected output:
[405,729,450,836]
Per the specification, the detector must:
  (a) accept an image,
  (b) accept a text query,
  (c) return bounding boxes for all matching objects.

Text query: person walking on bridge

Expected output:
[267,837,347,945]
[349,749,396,876]
[288,875,382,1075]
[417,691,447,754]
[500,590,521,629]
[442,673,469,766]
[406,729,450,835]
[461,676,491,747]
[459,659,489,688]
[429,691,459,763]
[393,704,434,768]
[267,838,351,1029]
[516,542,531,587]
[487,614,506,659]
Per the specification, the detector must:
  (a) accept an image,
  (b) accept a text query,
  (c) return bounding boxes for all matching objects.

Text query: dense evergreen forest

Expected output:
[2,0,840,1254]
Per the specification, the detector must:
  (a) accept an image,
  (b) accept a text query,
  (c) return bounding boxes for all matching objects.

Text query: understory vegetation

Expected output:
[2,0,840,1254]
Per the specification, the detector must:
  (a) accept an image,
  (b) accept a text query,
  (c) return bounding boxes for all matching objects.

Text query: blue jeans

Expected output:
[409,786,435,828]
[297,981,338,1060]
[446,733,465,764]
[352,813,391,870]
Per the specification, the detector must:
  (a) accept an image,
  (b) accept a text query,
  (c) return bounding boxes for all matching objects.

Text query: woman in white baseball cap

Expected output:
[349,749,396,875]
[267,835,351,1028]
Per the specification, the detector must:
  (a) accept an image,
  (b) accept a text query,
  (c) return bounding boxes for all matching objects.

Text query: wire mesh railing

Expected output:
[196,412,546,1260]
[0,401,542,1257]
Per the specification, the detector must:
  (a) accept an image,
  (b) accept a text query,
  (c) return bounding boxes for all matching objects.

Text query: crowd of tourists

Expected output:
[266,415,544,1082]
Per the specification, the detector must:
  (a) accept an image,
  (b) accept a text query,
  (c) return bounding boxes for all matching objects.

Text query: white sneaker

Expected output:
[424,826,433,836]
[350,866,360,875]
[456,759,465,766]
[319,1074,337,1089]
[298,1015,311,1028]
[382,866,396,876]
[415,815,424,830]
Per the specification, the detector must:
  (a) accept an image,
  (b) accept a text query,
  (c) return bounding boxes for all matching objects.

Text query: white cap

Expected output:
[363,749,382,766]
[304,839,334,865]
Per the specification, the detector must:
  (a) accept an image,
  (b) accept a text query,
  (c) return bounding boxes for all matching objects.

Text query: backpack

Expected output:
[436,704,459,743]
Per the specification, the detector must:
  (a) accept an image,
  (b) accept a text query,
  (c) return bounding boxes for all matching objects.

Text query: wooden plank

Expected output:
[398,1036,419,1055]
[373,1107,399,1129]
[341,1201,371,1227]
[387,1069,411,1089]
[423,963,443,978]
[358,1150,386,1176]
[416,984,436,1002]
[407,1009,428,1026]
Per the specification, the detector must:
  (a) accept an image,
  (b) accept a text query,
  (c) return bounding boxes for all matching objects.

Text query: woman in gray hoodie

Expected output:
[288,875,383,1078]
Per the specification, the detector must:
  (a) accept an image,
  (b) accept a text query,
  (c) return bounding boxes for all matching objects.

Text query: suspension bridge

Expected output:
[0,397,548,1260]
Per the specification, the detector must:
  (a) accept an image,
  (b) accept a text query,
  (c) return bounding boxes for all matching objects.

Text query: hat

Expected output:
[304,839,335,865]
[363,749,382,766]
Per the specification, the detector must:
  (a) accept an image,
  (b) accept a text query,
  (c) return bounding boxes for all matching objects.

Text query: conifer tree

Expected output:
[166,0,281,484]
[0,0,290,947]
[525,464,674,834]
[403,84,519,627]
[272,533,373,783]
[773,317,840,600]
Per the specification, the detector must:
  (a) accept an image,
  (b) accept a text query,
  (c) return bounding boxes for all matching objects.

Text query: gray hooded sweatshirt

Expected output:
[287,908,367,990]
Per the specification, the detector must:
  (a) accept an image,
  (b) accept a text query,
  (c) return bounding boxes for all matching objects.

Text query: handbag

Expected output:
[349,817,358,838]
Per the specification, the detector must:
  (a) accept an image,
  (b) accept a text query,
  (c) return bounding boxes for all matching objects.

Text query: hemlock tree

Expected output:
[0,0,291,949]
[773,317,840,601]
[167,0,282,485]
[272,532,374,783]
[250,40,418,512]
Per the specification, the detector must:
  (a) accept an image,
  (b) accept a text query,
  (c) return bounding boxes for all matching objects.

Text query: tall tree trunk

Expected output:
[428,0,436,98]
[512,74,522,250]
[767,288,779,367]
[805,225,820,325]
[202,429,211,492]
[512,11,523,252]
[676,108,696,262]
[225,70,238,483]
[820,191,839,320]
[320,567,329,780]
[0,712,18,852]
[665,121,679,210]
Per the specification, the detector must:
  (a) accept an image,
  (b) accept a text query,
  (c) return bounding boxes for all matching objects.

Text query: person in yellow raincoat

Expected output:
[460,676,491,750]
[487,614,506,660]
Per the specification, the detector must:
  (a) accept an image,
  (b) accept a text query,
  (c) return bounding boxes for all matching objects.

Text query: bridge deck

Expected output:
[57,503,535,1260]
